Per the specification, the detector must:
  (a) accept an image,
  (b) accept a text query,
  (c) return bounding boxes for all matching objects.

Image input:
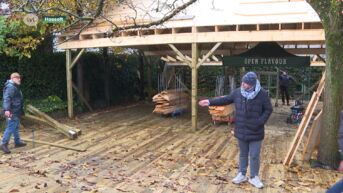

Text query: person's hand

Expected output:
[4,111,12,118]
[198,99,210,107]
[339,161,343,173]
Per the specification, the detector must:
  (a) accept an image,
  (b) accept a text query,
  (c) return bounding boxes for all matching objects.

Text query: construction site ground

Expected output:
[0,102,341,193]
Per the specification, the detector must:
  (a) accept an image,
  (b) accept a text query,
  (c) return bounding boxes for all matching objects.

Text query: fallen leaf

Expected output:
[63,175,72,180]
[298,181,312,186]
[274,180,285,187]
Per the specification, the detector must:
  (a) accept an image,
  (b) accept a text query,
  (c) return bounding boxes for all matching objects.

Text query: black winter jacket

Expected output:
[209,88,273,141]
[338,111,343,159]
[279,74,292,87]
[2,80,24,117]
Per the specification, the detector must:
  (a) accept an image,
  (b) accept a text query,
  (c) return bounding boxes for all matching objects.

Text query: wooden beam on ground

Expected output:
[191,43,199,131]
[72,83,93,111]
[69,48,85,69]
[283,91,319,166]
[26,105,80,139]
[21,138,86,152]
[197,43,222,69]
[302,110,322,161]
[66,49,73,118]
[168,44,191,67]
[283,72,325,166]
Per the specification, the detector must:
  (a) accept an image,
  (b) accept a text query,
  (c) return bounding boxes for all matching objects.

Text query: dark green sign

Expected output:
[223,42,310,67]
[223,56,310,67]
[43,16,66,24]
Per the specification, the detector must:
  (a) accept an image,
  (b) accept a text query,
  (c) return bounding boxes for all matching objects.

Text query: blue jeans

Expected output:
[2,117,22,145]
[237,139,262,178]
[327,178,343,193]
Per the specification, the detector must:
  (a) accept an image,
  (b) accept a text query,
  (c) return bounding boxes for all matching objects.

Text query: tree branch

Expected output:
[109,0,197,35]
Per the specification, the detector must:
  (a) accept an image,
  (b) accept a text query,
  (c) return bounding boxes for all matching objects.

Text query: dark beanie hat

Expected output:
[242,72,257,86]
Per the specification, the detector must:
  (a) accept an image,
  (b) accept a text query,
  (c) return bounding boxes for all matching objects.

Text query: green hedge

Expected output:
[0,51,146,108]
[0,52,66,99]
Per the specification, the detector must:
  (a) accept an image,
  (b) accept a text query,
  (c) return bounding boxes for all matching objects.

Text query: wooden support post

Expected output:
[66,49,73,118]
[72,83,93,111]
[191,43,199,131]
[70,48,85,69]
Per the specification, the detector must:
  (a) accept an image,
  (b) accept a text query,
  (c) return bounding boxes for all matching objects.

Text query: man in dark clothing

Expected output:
[1,72,26,154]
[326,110,343,193]
[279,71,293,105]
[199,72,273,189]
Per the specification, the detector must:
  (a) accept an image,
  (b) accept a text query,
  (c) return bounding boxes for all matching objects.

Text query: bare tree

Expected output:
[7,0,197,38]
[306,0,343,168]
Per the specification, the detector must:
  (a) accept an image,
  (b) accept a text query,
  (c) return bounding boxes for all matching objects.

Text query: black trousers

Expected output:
[280,85,290,105]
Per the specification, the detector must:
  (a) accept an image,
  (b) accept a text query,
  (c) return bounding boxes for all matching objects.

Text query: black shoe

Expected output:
[14,142,27,148]
[1,144,11,154]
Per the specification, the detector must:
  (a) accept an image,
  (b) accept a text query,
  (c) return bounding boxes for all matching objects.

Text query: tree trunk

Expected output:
[318,26,343,167]
[138,50,145,100]
[146,57,153,98]
[77,57,84,99]
[103,48,111,106]
[307,0,343,168]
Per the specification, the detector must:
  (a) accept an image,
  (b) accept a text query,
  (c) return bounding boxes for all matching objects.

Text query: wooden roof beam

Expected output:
[168,44,191,66]
[160,56,170,62]
[166,55,177,62]
[144,48,325,56]
[212,55,220,62]
[167,61,222,66]
[197,42,222,69]
[58,29,325,49]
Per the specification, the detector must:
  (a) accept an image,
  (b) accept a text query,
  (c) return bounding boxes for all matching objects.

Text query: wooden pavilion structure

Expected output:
[57,0,325,130]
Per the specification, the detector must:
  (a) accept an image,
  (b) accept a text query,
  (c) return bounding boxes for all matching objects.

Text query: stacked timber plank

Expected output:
[152,89,189,115]
[23,105,81,139]
[209,104,235,123]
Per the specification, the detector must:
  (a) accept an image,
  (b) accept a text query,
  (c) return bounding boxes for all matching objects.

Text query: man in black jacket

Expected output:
[1,72,26,154]
[279,71,293,106]
[199,72,273,189]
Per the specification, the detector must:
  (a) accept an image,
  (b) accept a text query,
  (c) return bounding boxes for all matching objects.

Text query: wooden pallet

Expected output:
[283,72,325,166]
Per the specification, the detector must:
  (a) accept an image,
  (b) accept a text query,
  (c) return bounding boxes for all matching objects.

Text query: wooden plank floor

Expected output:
[0,103,341,193]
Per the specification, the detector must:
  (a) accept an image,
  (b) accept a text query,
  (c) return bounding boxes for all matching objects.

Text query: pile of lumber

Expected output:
[23,105,81,139]
[209,104,235,123]
[152,89,189,115]
[209,104,235,117]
